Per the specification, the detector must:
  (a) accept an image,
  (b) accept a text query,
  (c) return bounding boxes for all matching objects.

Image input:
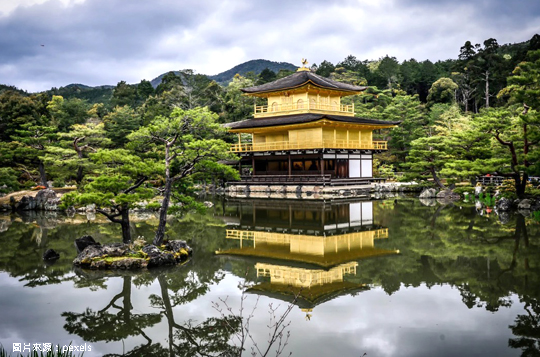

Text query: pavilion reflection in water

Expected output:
[216,200,399,317]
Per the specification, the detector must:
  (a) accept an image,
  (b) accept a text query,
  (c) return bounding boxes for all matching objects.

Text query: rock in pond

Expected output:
[43,249,60,261]
[73,237,192,270]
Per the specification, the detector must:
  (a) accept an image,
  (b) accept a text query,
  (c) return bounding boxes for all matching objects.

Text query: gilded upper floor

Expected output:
[241,70,366,118]
[225,114,398,152]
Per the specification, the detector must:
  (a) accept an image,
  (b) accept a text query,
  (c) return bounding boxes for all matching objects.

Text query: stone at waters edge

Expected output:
[75,235,101,254]
[497,197,512,212]
[141,245,176,267]
[518,199,532,210]
[436,189,461,200]
[9,189,60,211]
[419,188,438,199]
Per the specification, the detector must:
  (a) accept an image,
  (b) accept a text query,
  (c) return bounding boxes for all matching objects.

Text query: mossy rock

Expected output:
[73,239,192,270]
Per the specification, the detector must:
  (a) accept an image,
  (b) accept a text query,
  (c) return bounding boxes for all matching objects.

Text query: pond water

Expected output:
[0,197,539,356]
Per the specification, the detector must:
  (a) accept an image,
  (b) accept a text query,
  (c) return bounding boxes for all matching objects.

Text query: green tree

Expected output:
[256,68,277,84]
[384,95,428,165]
[178,69,222,111]
[276,69,295,79]
[0,167,21,193]
[376,55,401,90]
[155,71,183,95]
[9,123,57,187]
[427,77,458,106]
[43,123,111,185]
[128,107,238,246]
[137,79,155,102]
[62,149,158,243]
[472,106,539,197]
[47,95,90,132]
[315,60,335,77]
[103,105,141,147]
[0,90,42,142]
[405,135,452,188]
[111,80,138,108]
[221,74,257,123]
[330,67,367,86]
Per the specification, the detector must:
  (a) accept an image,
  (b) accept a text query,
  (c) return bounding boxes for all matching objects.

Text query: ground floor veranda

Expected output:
[232,150,377,185]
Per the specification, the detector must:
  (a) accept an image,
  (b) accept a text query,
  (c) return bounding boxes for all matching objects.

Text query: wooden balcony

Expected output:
[254,102,354,118]
[230,140,387,153]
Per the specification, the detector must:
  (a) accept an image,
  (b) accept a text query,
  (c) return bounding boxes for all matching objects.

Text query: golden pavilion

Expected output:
[224,61,399,198]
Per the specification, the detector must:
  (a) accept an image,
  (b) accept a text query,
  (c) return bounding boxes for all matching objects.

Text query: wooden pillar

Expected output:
[252,156,255,175]
[320,155,324,178]
[288,154,292,177]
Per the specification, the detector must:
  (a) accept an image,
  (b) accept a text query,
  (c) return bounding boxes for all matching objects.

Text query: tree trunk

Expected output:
[485,71,490,108]
[154,177,172,246]
[38,160,48,188]
[121,206,131,244]
[76,166,84,185]
[515,173,528,198]
[430,167,446,189]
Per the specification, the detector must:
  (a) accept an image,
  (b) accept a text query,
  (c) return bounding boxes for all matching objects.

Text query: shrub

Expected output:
[0,167,20,194]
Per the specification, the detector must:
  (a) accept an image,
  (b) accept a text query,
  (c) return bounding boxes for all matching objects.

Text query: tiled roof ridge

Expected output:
[241,71,366,94]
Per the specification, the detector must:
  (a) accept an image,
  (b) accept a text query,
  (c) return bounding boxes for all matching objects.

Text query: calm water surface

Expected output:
[0,197,539,356]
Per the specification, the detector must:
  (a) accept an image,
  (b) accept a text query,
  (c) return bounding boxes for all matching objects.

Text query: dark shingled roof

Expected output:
[241,70,367,94]
[224,113,400,130]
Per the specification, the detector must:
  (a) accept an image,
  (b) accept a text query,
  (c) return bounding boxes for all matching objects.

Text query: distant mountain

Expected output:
[63,83,114,90]
[47,84,114,104]
[207,59,298,84]
[150,59,298,88]
[0,84,27,94]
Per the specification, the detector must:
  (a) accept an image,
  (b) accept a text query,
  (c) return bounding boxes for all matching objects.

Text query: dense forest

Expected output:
[1,34,540,203]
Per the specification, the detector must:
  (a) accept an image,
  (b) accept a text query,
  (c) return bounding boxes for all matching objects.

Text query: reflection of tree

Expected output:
[356,200,540,310]
[0,213,161,288]
[63,247,236,357]
[150,275,241,357]
[62,276,163,355]
[509,298,540,356]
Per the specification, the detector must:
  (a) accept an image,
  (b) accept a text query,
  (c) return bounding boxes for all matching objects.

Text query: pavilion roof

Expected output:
[224,113,401,130]
[241,70,367,95]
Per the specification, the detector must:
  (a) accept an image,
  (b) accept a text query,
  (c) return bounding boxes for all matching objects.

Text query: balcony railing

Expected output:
[254,101,354,118]
[230,140,387,153]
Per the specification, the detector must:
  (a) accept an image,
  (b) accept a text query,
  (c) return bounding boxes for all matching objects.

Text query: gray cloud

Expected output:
[0,0,538,92]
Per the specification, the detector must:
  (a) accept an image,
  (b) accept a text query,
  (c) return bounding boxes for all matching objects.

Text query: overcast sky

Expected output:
[1,0,539,92]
